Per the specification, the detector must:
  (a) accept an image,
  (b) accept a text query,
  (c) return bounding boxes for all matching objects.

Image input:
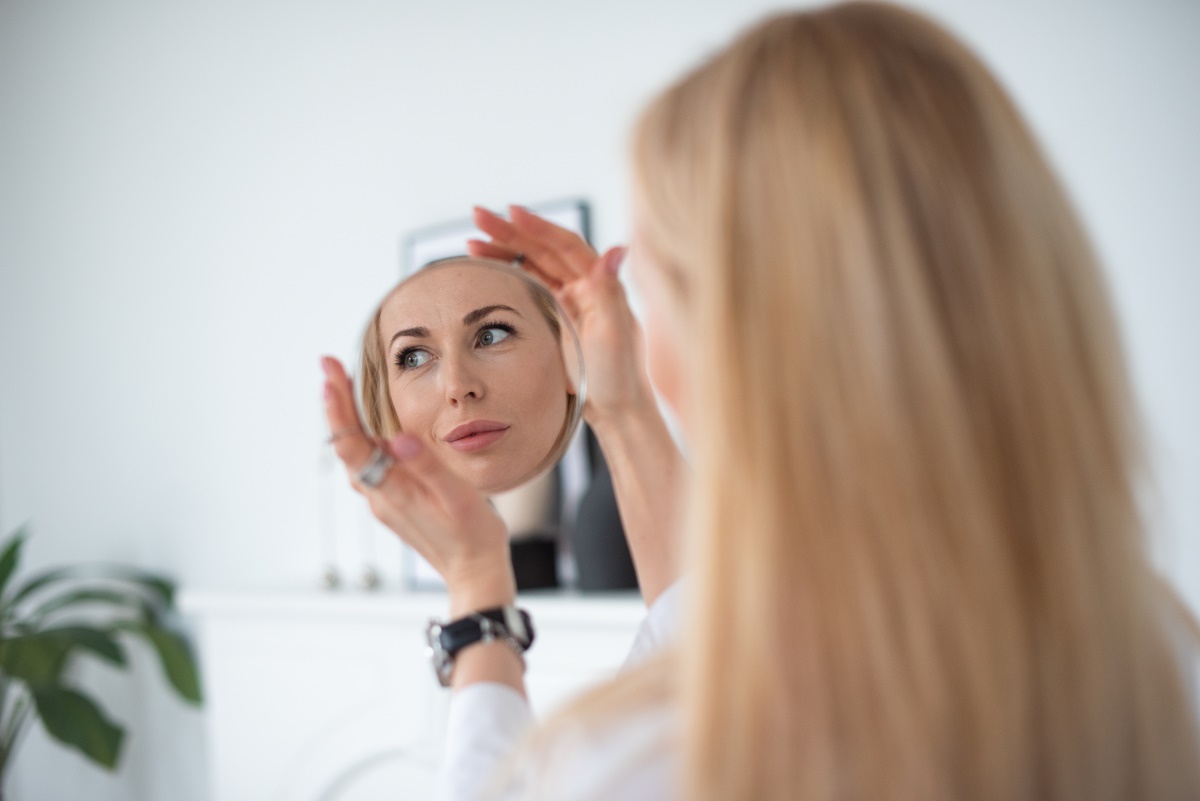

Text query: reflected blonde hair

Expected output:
[527,3,1200,801]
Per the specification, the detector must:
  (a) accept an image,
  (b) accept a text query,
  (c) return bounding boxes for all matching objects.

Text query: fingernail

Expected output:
[320,356,335,377]
[606,247,627,275]
[323,382,332,399]
[392,434,422,460]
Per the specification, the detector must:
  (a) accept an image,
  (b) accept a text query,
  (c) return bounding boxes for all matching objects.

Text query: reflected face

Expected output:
[378,264,571,494]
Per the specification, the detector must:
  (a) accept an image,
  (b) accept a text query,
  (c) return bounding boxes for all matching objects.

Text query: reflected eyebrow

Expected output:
[464,305,523,325]
[388,326,429,349]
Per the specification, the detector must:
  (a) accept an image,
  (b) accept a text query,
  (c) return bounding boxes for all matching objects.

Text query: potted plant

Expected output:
[0,526,201,796]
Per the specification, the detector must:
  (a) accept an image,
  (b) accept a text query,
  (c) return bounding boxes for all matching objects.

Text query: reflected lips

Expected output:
[444,420,510,453]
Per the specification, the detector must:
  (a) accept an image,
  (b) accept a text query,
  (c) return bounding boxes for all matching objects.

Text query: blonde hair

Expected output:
[360,258,577,465]
[524,3,1200,800]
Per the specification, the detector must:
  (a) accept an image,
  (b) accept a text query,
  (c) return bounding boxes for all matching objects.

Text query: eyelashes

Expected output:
[476,320,517,344]
[395,345,430,371]
[393,319,520,372]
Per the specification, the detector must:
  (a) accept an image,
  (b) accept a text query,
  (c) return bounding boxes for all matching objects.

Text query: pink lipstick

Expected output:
[444,420,510,453]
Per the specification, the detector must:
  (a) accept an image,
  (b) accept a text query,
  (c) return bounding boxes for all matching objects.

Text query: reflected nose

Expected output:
[442,355,485,405]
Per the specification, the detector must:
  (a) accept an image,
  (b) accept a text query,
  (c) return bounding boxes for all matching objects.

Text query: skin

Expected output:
[377,263,571,495]
[469,206,686,606]
[627,235,688,432]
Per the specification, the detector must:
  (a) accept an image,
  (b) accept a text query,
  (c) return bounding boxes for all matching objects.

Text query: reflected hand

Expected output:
[467,205,651,427]
[320,356,514,611]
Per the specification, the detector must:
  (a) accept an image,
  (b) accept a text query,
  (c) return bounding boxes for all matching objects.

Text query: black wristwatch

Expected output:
[425,605,535,687]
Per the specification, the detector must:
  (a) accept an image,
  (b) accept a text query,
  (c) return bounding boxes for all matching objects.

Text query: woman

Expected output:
[357,258,581,494]
[322,2,1200,799]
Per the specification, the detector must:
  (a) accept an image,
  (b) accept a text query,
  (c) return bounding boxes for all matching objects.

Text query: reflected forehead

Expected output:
[379,264,534,335]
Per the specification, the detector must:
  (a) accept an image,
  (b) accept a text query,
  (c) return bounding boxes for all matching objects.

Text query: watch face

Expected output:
[426,620,453,686]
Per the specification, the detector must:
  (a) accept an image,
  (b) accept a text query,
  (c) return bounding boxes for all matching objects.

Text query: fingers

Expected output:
[466,238,562,289]
[385,433,475,516]
[472,206,579,286]
[322,356,419,503]
[509,205,597,272]
[322,356,470,500]
[595,245,628,279]
[321,356,374,471]
[465,238,515,261]
[472,205,516,238]
[320,359,504,581]
[565,246,629,314]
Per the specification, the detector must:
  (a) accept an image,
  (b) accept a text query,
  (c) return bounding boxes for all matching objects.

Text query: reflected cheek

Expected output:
[493,366,548,430]
[489,351,567,451]
[390,385,440,443]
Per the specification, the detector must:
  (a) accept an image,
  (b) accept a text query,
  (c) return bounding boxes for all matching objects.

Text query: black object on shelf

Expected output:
[571,427,638,591]
[510,537,559,590]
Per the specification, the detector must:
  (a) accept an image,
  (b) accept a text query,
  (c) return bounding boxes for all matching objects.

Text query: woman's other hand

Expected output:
[467,207,684,607]
[321,356,515,616]
[467,206,653,428]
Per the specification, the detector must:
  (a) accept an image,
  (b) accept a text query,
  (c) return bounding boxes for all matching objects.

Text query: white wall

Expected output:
[0,1,1196,798]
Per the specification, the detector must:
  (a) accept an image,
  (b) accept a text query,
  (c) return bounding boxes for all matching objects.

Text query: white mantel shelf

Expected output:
[180,586,647,623]
[179,587,648,801]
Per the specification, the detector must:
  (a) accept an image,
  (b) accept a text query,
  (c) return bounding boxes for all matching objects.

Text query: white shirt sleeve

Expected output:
[622,580,685,671]
[438,682,534,801]
[438,580,683,801]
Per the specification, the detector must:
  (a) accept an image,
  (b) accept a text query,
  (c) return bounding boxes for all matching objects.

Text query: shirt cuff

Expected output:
[439,682,534,801]
[622,578,685,671]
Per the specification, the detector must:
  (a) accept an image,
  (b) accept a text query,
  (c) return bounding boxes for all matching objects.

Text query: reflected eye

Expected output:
[396,348,431,370]
[477,326,513,347]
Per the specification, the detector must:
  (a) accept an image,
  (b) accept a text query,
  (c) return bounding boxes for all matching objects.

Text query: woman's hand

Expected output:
[467,206,685,606]
[467,206,653,429]
[321,356,515,615]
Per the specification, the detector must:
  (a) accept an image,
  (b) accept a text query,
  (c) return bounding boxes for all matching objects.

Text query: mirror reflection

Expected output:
[357,257,584,495]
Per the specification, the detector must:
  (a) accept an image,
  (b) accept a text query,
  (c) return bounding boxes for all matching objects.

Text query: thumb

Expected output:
[387,433,474,505]
[389,433,424,462]
[589,245,627,280]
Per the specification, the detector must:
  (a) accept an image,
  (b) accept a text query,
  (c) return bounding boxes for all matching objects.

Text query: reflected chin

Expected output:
[439,445,530,496]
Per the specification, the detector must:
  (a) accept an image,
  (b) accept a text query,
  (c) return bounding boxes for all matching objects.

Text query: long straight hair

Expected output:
[510,4,1199,801]
[625,3,1200,800]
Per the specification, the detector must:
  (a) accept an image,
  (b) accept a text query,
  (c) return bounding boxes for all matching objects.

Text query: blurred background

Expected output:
[1,0,1197,798]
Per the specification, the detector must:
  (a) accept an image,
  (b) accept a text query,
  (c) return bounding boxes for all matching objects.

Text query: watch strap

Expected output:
[427,605,535,687]
[437,606,535,656]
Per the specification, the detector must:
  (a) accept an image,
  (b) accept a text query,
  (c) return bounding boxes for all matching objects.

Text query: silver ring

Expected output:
[512,252,526,267]
[355,447,394,489]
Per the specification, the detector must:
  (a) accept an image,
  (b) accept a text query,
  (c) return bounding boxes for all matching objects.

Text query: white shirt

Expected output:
[438,582,684,801]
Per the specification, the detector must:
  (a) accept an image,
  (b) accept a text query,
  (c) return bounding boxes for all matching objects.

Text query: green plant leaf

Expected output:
[31,686,124,770]
[0,526,27,602]
[0,632,71,686]
[47,626,127,667]
[112,622,201,704]
[8,565,175,611]
[0,692,33,777]
[0,626,127,687]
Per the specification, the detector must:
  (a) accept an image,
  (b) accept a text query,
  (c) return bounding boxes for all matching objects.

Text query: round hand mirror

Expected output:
[356,256,585,495]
